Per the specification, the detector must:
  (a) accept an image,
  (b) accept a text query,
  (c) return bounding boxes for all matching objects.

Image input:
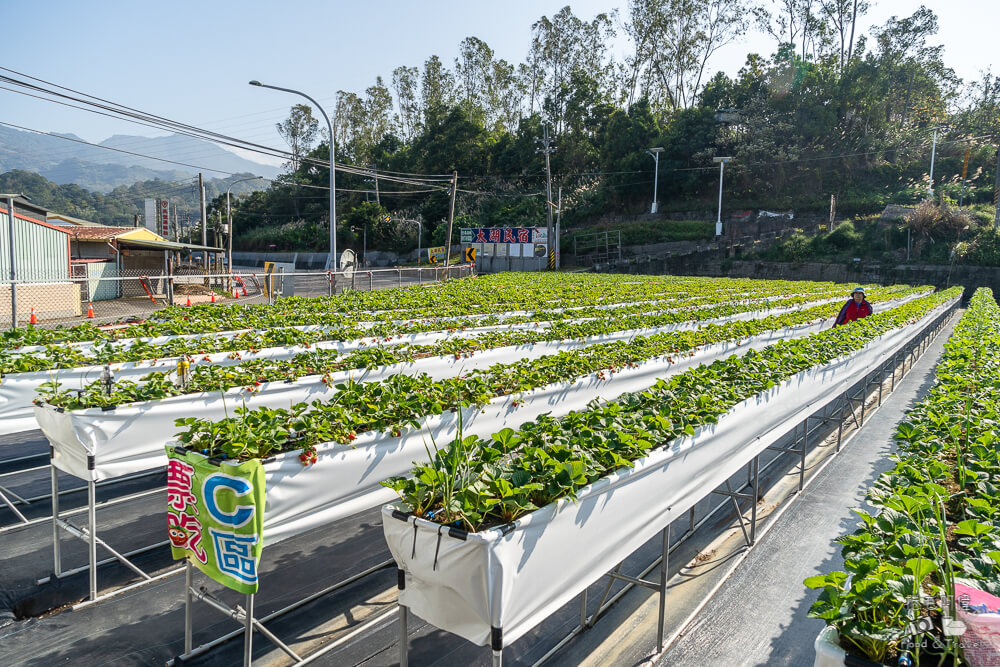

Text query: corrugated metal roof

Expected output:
[117,237,222,253]
[47,213,103,227]
[70,226,154,240]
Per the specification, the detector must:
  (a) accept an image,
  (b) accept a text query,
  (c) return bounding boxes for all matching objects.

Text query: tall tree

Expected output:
[624,0,748,111]
[421,55,456,127]
[392,65,421,142]
[819,0,869,71]
[530,6,615,133]
[455,37,494,123]
[276,104,320,171]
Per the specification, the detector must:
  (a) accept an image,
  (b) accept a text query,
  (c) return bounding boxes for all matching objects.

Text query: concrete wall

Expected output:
[606,255,995,303]
[476,255,548,273]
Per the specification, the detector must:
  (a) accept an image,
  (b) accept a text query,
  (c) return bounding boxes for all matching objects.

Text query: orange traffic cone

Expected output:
[87,302,95,318]
[233,289,240,299]
[241,286,247,296]
[29,307,37,325]
[186,295,192,307]
[210,294,216,303]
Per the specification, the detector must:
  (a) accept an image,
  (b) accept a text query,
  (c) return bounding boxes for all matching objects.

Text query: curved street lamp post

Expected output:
[646,147,664,214]
[249,80,337,270]
[714,157,732,237]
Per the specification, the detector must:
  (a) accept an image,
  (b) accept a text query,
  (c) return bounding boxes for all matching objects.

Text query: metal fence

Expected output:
[0,264,474,329]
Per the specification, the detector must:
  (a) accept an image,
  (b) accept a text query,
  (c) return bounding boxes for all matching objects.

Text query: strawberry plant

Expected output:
[805,288,1000,665]
[383,288,960,533]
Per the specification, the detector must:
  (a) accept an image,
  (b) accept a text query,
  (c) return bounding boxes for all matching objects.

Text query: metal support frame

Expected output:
[520,302,959,666]
[173,557,394,666]
[43,461,180,605]
[399,519,677,667]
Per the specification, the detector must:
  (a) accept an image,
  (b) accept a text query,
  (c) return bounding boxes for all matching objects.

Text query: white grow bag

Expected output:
[380,298,958,649]
[35,306,839,487]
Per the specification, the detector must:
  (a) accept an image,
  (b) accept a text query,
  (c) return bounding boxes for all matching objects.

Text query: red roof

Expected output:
[70,258,114,264]
[69,226,136,240]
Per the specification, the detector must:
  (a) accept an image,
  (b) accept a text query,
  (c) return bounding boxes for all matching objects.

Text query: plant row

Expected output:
[0,273,856,348]
[382,287,961,533]
[7,282,911,376]
[39,287,917,410]
[804,288,999,665]
[167,289,958,472]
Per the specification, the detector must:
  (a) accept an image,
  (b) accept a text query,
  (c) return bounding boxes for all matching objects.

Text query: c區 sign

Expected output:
[166,447,266,594]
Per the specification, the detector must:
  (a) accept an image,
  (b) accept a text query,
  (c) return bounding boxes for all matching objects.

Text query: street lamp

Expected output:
[928,126,948,198]
[713,157,732,236]
[646,147,664,214]
[249,80,337,270]
[399,218,422,265]
[226,175,264,273]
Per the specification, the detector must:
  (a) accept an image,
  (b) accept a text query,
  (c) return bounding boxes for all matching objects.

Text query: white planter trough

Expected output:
[381,299,957,665]
[33,309,837,607]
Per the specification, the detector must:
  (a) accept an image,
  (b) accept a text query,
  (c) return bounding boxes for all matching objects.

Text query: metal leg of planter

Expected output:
[243,593,254,667]
[836,391,846,453]
[657,522,671,652]
[89,478,98,601]
[0,484,28,523]
[587,563,622,628]
[859,379,866,426]
[579,589,588,627]
[51,463,61,575]
[750,456,760,545]
[184,561,193,655]
[492,648,503,667]
[799,420,807,491]
[399,604,409,667]
[878,362,885,406]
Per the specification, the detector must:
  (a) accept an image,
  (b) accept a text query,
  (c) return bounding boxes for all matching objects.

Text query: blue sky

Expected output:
[2,0,996,171]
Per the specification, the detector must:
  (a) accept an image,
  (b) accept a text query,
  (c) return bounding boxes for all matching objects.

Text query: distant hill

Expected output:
[0,125,281,192]
[0,169,267,228]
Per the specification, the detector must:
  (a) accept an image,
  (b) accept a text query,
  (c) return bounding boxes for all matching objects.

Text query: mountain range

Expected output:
[0,125,281,192]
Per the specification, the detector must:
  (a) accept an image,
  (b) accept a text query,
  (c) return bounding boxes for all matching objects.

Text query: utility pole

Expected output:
[536,125,556,269]
[6,195,17,329]
[373,163,380,205]
[928,127,939,198]
[994,146,1000,231]
[829,194,836,232]
[959,148,971,207]
[555,186,562,270]
[199,173,208,270]
[444,171,457,267]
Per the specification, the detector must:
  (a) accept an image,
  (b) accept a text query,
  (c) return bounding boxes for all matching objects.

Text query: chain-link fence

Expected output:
[0,264,474,329]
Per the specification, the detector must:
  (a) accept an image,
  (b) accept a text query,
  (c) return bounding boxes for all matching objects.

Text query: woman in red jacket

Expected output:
[834,287,873,326]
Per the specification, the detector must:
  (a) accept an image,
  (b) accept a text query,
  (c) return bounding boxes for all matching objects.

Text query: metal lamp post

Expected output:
[249,80,337,270]
[400,218,422,265]
[646,147,664,214]
[928,126,947,199]
[226,176,263,274]
[713,157,732,236]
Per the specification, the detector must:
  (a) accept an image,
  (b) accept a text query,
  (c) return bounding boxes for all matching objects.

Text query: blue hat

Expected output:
[852,287,866,295]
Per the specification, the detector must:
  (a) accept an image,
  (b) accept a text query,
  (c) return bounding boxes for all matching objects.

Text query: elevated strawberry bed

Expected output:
[807,288,1000,666]
[380,288,960,652]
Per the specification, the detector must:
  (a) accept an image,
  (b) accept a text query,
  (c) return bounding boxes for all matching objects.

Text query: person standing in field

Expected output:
[834,287,873,326]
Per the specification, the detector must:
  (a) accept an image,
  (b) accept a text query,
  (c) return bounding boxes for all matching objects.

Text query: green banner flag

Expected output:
[166,447,266,594]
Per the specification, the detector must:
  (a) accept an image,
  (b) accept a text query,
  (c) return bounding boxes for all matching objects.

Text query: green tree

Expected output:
[276,104,320,171]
